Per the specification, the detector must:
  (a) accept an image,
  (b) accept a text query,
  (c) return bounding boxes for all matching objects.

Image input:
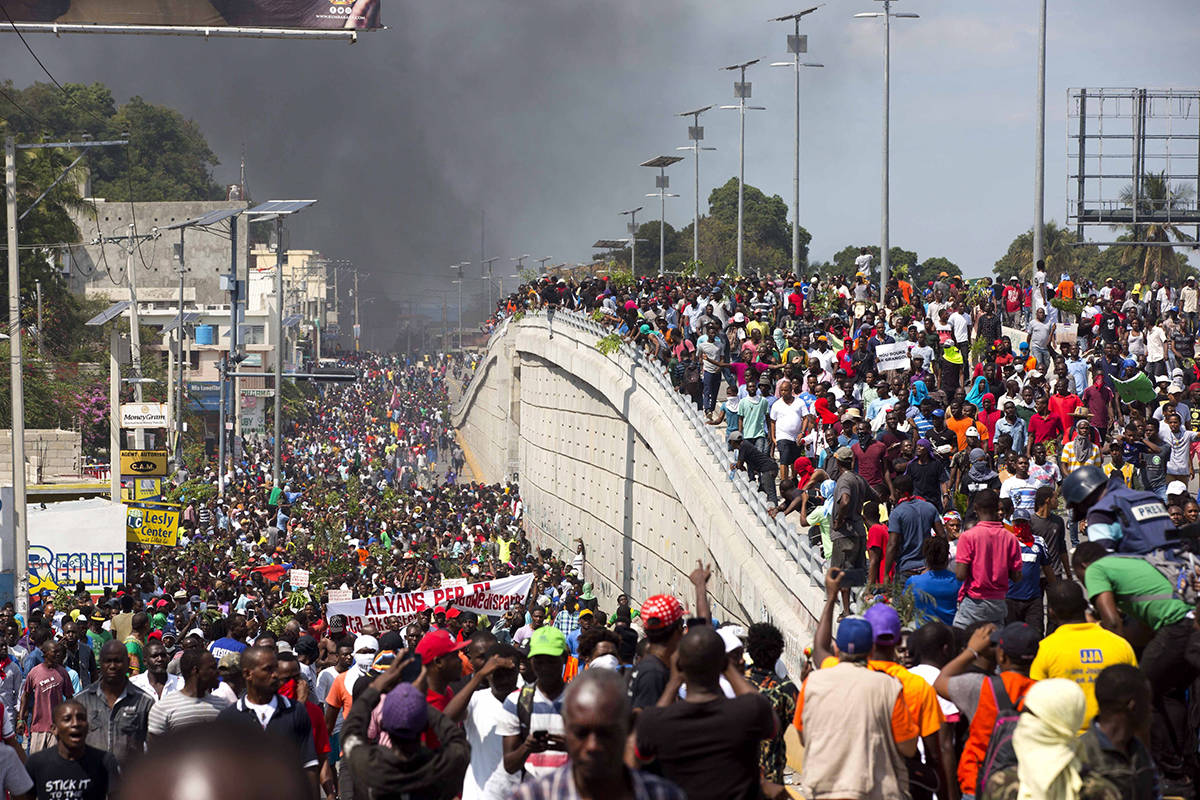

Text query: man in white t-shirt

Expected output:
[1147,321,1168,379]
[768,379,806,483]
[853,248,874,275]
[455,644,522,800]
[1000,454,1039,520]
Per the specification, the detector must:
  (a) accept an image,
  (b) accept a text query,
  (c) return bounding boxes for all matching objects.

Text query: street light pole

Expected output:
[619,208,642,278]
[676,107,716,269]
[772,7,824,279]
[1033,0,1047,269]
[855,0,919,302]
[272,215,283,488]
[4,137,28,617]
[641,156,683,276]
[720,60,765,277]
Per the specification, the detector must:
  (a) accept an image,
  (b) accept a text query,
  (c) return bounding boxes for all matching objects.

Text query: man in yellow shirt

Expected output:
[1030,581,1136,729]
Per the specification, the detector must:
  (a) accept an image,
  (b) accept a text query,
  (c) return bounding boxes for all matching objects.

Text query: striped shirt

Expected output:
[495,686,568,779]
[147,691,230,735]
[510,764,685,800]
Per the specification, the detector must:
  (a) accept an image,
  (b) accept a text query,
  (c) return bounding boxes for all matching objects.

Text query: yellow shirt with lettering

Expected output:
[1030,621,1137,730]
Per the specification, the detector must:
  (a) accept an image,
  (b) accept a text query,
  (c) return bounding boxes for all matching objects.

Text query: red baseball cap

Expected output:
[640,595,685,632]
[444,608,462,619]
[415,629,469,665]
[433,605,446,615]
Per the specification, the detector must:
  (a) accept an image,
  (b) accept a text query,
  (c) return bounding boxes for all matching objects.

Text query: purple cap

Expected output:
[379,683,429,740]
[863,603,902,646]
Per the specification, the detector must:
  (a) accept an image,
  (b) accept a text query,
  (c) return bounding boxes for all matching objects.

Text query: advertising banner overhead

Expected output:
[327,573,535,634]
[4,0,382,30]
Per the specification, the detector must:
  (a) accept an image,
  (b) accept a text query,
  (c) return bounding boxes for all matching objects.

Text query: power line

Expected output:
[0,82,48,129]
[0,1,158,275]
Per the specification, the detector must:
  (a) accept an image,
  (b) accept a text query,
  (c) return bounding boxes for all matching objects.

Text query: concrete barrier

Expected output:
[452,310,827,670]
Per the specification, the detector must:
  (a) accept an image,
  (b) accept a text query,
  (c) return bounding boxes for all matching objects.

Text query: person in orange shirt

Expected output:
[946,399,988,452]
[898,277,914,306]
[933,623,1038,798]
[1056,273,1075,300]
[797,573,919,800]
[809,570,953,800]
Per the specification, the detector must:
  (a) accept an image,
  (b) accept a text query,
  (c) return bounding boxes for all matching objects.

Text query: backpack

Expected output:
[976,676,1022,797]
[1116,550,1199,606]
[515,682,538,741]
[682,361,702,389]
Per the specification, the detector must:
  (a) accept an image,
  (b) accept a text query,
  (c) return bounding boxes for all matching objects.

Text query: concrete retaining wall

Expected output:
[452,311,826,669]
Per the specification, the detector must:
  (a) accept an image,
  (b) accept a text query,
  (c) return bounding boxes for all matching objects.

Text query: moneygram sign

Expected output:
[5,0,382,29]
[121,403,168,429]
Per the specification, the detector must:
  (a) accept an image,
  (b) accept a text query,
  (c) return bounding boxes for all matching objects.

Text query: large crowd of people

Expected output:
[3,261,1200,800]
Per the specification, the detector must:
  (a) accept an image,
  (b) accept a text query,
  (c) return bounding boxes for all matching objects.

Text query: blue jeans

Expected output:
[701,371,722,413]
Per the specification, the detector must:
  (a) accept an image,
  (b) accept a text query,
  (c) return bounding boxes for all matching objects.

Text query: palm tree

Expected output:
[1112,172,1196,285]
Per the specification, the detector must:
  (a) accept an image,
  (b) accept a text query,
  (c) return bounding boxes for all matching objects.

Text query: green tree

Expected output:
[706,178,809,273]
[1111,172,1197,285]
[912,256,962,289]
[0,81,224,202]
[832,245,920,279]
[988,221,1118,287]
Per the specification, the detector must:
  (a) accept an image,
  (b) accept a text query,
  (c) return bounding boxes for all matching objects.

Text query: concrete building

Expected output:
[250,248,336,358]
[67,200,250,305]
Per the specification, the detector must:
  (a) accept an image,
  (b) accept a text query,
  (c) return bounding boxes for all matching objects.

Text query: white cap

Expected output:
[965,427,980,437]
[1167,480,1189,497]
[732,312,745,323]
[718,626,745,653]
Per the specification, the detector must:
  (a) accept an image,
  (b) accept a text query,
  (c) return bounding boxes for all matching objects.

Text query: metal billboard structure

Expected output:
[1067,88,1200,245]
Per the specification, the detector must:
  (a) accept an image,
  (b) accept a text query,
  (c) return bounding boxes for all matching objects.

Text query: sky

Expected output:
[2,0,1198,329]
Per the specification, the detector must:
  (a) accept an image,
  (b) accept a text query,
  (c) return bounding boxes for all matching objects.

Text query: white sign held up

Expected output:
[875,341,911,373]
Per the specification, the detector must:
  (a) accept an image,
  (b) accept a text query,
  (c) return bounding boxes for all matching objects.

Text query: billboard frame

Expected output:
[1067,87,1200,246]
[2,22,374,41]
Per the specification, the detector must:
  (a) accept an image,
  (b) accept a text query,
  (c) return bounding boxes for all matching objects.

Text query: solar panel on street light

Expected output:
[640,156,684,169]
[722,58,760,71]
[771,5,824,22]
[85,301,131,327]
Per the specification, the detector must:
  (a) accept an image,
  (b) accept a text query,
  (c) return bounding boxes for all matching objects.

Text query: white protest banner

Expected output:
[289,569,310,588]
[875,341,911,372]
[327,573,535,634]
[1056,323,1077,346]
[327,588,353,604]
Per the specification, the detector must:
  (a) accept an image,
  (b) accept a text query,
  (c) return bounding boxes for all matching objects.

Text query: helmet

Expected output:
[1061,465,1107,508]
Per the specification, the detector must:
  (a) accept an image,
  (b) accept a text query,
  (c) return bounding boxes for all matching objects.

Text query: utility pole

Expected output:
[5,137,28,617]
[642,156,683,276]
[619,208,642,279]
[7,135,126,617]
[272,216,284,488]
[124,224,145,448]
[772,7,825,278]
[1033,0,1047,270]
[93,225,159,449]
[34,279,42,359]
[677,107,716,270]
[855,0,919,301]
[353,268,360,352]
[174,231,186,468]
[720,59,766,276]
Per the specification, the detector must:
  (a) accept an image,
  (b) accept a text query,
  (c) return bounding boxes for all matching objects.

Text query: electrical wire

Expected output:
[0,82,48,129]
[0,0,159,275]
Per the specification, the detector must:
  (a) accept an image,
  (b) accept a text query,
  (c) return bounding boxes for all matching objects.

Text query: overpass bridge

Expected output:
[451,308,828,667]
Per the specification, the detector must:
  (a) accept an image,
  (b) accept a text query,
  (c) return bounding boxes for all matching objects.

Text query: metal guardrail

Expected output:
[456,308,825,584]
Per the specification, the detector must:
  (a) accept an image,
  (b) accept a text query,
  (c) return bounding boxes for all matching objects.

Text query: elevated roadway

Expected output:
[451,308,828,667]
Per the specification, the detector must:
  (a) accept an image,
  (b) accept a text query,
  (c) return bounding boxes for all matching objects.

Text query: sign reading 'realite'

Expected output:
[120,404,168,429]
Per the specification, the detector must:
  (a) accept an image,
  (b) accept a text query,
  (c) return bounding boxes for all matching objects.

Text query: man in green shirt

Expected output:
[1072,542,1198,783]
[737,383,770,455]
